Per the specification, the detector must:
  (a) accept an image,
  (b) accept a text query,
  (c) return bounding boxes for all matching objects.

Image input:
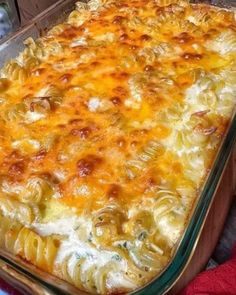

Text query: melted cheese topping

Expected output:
[0,0,235,294]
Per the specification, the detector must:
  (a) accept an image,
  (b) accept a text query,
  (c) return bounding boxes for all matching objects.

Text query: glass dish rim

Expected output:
[0,1,236,294]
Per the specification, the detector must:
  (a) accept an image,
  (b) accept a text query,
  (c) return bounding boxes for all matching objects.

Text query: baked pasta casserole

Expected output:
[0,0,235,293]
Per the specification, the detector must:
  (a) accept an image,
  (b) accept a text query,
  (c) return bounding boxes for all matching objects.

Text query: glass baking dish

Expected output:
[0,0,236,294]
[0,0,20,40]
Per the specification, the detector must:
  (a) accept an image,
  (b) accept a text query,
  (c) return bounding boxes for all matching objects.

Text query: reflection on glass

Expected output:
[0,5,12,39]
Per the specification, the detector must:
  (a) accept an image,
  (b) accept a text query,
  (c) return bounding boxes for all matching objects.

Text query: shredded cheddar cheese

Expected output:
[0,0,235,293]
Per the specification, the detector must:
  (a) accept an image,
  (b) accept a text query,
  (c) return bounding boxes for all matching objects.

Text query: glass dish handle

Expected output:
[0,258,53,295]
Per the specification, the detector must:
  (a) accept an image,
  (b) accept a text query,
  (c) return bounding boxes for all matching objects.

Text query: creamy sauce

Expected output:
[205,31,236,55]
[32,216,133,290]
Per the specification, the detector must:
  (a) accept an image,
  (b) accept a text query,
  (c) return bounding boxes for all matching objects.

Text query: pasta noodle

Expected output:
[0,196,34,224]
[0,0,235,293]
[19,177,54,204]
[0,214,59,271]
[2,61,28,82]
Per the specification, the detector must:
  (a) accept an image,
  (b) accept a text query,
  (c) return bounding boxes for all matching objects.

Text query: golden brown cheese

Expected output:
[0,0,235,294]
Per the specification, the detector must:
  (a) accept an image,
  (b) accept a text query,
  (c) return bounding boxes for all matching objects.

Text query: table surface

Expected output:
[17,0,58,25]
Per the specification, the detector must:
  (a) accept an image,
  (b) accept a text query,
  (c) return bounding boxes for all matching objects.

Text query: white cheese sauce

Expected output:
[32,215,135,291]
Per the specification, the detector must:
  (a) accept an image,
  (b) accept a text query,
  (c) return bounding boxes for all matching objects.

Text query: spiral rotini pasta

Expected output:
[2,61,28,82]
[0,196,35,224]
[19,177,54,204]
[0,0,235,293]
[205,29,236,55]
[47,24,67,36]
[92,205,125,244]
[0,215,59,271]
[58,255,125,294]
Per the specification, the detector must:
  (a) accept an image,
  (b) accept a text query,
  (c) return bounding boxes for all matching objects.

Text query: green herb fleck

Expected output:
[123,241,128,249]
[86,252,93,259]
[112,254,122,261]
[75,253,81,260]
[138,231,147,241]
[88,231,93,242]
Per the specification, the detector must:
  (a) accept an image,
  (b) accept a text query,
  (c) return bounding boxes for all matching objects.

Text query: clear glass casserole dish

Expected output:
[0,0,236,294]
[0,0,20,39]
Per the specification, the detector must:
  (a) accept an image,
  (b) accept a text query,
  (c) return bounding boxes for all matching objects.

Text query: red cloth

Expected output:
[179,244,236,295]
[0,278,22,295]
